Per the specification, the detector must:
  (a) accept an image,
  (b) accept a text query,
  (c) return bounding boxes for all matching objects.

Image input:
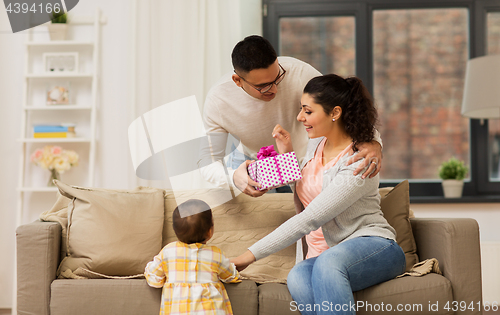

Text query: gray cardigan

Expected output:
[248,137,396,261]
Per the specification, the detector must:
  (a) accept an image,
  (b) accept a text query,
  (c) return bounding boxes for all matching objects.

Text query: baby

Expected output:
[145,199,241,315]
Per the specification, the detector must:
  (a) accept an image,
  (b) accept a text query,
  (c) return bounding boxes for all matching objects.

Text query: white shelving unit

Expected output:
[16,9,104,227]
[13,9,106,314]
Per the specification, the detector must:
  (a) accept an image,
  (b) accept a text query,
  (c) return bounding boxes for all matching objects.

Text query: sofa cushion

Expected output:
[258,283,298,315]
[50,279,161,315]
[54,181,165,277]
[379,180,419,271]
[354,274,453,315]
[163,189,297,284]
[39,192,72,259]
[257,274,452,315]
[225,280,259,315]
[50,279,258,315]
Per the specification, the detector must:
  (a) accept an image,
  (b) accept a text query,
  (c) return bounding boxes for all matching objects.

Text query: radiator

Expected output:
[481,242,500,303]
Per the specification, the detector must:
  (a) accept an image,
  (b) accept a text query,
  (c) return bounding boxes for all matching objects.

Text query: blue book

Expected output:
[33,125,70,133]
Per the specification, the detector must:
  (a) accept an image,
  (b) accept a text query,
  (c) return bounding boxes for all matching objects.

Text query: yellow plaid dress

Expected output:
[145,241,241,315]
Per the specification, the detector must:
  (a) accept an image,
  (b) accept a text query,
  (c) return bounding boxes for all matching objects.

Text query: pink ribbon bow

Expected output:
[257,145,278,160]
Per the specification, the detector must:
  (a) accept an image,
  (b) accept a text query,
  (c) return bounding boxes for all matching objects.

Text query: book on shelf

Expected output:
[33,124,76,138]
[33,132,75,138]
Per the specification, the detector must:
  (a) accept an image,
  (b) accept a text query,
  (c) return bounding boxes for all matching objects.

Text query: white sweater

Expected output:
[248,137,396,261]
[200,57,320,187]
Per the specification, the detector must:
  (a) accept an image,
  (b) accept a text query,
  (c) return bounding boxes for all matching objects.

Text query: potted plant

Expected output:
[47,11,68,41]
[438,157,468,198]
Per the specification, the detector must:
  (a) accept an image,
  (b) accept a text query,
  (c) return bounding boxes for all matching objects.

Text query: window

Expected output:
[280,16,355,77]
[487,12,500,54]
[264,0,500,198]
[487,11,500,181]
[373,8,469,180]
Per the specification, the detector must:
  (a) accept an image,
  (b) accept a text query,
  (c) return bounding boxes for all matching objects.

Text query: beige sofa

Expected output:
[17,182,483,315]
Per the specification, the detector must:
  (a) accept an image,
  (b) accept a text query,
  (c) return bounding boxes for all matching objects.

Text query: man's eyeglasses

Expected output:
[235,64,286,94]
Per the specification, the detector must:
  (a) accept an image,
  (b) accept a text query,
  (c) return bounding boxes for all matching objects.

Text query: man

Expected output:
[199,35,382,197]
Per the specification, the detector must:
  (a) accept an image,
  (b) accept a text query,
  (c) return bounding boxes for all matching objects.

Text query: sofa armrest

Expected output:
[17,220,61,315]
[410,218,482,315]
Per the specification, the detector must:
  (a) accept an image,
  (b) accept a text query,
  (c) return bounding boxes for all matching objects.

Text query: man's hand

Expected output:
[346,141,382,179]
[230,250,256,272]
[272,124,293,154]
[233,160,268,197]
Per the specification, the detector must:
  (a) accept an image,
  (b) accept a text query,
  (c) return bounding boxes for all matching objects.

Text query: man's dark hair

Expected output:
[172,199,213,244]
[232,35,278,73]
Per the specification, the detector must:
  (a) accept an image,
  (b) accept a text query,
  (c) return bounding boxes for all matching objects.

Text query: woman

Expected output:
[231,74,405,314]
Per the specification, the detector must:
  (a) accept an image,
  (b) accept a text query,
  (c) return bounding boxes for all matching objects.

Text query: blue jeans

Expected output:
[287,236,405,315]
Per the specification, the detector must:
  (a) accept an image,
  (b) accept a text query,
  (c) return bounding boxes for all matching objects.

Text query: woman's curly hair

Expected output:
[303,74,378,151]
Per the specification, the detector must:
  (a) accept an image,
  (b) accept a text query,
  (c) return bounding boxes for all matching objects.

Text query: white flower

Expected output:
[53,156,71,173]
[31,145,78,173]
[65,151,79,166]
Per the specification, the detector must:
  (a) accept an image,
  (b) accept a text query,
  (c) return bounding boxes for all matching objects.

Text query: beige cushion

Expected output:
[50,279,161,315]
[354,274,453,315]
[40,192,72,258]
[50,279,259,315]
[55,181,165,277]
[379,180,419,271]
[256,274,453,315]
[163,189,297,284]
[258,283,296,315]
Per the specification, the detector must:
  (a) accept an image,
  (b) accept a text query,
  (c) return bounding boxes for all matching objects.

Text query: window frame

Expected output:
[263,0,500,199]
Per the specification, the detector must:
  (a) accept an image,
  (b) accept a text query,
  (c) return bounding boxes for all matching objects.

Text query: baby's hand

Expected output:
[272,124,293,154]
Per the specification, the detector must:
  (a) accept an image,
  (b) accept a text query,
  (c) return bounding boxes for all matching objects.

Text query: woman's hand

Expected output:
[230,250,256,272]
[346,141,382,179]
[272,124,294,154]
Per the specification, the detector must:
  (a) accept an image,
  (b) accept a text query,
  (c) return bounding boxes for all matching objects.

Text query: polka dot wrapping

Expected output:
[247,151,302,191]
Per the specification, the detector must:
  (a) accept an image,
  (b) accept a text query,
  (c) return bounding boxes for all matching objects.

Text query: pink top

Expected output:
[296,138,353,259]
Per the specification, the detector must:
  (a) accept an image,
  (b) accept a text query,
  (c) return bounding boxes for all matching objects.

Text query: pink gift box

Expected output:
[248,151,302,191]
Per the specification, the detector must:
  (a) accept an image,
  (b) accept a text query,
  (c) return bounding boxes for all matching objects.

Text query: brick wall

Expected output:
[373,9,469,179]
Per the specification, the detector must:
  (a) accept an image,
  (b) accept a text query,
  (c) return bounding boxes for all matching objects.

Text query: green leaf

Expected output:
[438,157,468,180]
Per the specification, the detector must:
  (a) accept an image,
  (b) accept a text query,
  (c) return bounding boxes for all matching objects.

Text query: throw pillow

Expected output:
[163,189,297,284]
[39,191,72,258]
[55,180,165,277]
[379,180,419,271]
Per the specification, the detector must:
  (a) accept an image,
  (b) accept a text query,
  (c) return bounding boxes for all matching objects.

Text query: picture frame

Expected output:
[46,82,70,105]
[43,52,79,73]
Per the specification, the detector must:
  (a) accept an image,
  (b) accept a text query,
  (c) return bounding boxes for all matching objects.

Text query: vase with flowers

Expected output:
[30,145,79,186]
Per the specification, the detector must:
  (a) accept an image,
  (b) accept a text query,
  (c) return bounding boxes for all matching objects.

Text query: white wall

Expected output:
[0,5,24,308]
[0,0,262,308]
[412,203,500,242]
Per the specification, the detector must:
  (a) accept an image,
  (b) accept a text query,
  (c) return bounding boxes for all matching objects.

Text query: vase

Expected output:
[48,169,61,187]
[47,23,68,41]
[441,179,464,198]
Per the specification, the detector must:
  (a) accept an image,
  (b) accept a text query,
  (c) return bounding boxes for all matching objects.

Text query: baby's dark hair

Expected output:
[303,74,378,151]
[172,199,213,244]
[232,35,277,73]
